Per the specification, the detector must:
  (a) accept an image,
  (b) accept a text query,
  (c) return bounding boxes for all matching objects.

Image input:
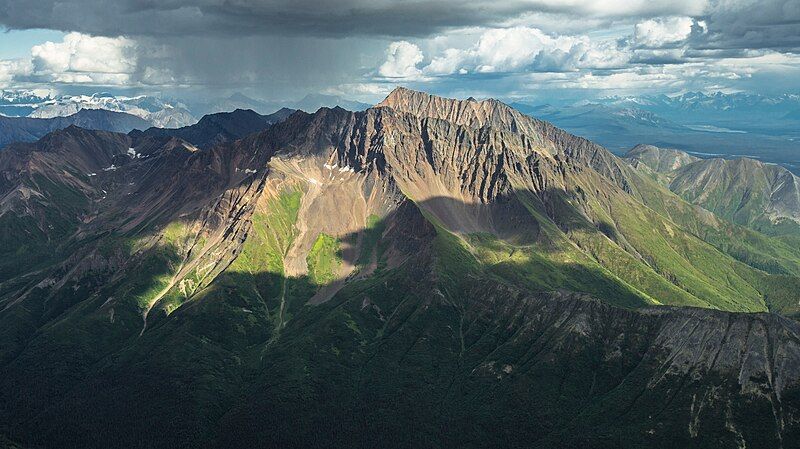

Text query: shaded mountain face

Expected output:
[129,108,295,149]
[2,89,800,448]
[0,109,152,148]
[626,144,800,236]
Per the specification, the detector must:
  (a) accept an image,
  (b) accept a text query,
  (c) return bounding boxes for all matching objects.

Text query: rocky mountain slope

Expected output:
[627,144,800,236]
[0,109,152,148]
[1,88,799,448]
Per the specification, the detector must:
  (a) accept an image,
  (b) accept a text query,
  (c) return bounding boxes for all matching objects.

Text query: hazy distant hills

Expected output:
[596,91,800,125]
[0,89,370,132]
[0,109,151,148]
[189,92,371,116]
[513,92,800,174]
[2,89,800,448]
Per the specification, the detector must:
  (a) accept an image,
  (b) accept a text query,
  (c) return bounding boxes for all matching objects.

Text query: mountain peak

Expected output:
[379,87,492,108]
[625,144,699,173]
[377,87,522,131]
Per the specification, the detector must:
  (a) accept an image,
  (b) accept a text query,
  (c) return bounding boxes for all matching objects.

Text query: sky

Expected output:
[0,0,799,103]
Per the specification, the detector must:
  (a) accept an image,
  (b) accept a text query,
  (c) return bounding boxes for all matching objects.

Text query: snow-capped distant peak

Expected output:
[14,92,198,128]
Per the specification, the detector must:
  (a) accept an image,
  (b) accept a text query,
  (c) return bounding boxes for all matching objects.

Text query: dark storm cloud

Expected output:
[0,0,704,38]
[2,1,797,53]
[2,0,799,99]
[695,0,800,51]
[0,0,548,37]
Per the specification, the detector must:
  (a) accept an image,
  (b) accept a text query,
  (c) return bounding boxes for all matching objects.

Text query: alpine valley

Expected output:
[1,88,800,449]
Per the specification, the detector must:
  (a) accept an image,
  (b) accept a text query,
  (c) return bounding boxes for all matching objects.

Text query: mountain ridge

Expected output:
[0,109,151,148]
[1,87,800,448]
[129,107,296,149]
[625,144,800,236]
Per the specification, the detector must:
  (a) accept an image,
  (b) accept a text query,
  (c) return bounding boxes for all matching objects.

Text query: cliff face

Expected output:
[1,88,800,448]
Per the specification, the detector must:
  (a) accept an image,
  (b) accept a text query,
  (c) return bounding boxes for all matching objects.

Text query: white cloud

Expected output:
[378,41,424,79]
[0,32,143,88]
[423,27,567,74]
[0,59,33,87]
[414,26,629,75]
[31,32,137,76]
[632,16,695,47]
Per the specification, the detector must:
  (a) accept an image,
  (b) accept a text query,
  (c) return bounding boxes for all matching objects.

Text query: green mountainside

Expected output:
[1,89,799,448]
[626,143,800,237]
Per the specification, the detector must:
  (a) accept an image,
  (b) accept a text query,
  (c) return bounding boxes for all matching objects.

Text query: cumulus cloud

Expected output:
[378,41,424,78]
[30,32,137,75]
[1,0,799,99]
[632,16,695,47]
[0,32,143,87]
[385,26,629,77]
[0,59,32,87]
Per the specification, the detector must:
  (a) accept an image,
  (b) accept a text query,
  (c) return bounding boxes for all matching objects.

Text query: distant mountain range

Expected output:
[0,105,297,151]
[594,91,800,122]
[0,109,151,148]
[1,91,197,128]
[1,89,370,130]
[513,91,800,174]
[189,92,371,116]
[583,91,800,143]
[130,107,296,149]
[2,88,800,448]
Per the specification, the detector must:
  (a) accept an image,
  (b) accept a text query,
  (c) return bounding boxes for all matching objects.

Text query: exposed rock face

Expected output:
[1,88,800,448]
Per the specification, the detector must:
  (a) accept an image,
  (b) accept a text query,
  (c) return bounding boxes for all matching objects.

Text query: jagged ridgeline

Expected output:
[1,88,799,448]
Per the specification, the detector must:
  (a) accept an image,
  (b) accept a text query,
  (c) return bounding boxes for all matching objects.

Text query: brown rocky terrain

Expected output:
[0,88,799,448]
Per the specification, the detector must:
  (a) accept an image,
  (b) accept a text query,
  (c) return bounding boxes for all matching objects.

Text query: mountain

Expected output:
[590,91,800,146]
[597,91,800,121]
[626,143,700,172]
[626,144,800,236]
[511,102,691,153]
[0,89,53,117]
[192,93,372,117]
[2,88,800,448]
[293,93,371,112]
[514,98,800,173]
[0,91,197,128]
[129,108,295,149]
[191,92,274,116]
[0,109,152,148]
